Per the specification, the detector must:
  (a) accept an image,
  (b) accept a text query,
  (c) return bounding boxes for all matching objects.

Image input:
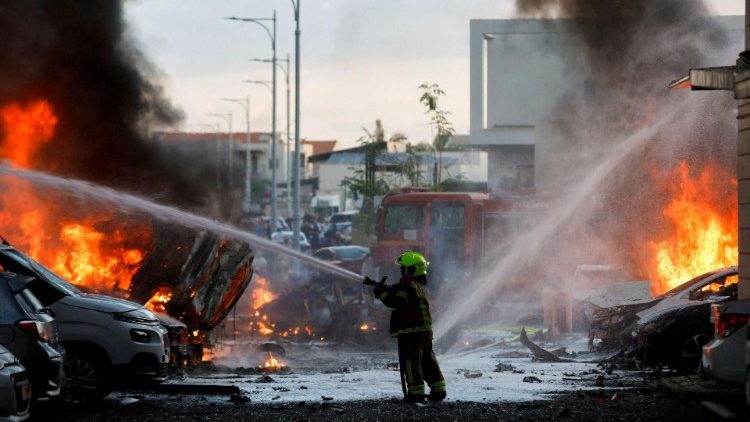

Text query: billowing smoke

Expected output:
[0,1,212,205]
[436,0,739,343]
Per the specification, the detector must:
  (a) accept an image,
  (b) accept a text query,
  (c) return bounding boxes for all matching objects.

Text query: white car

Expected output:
[0,345,29,421]
[0,245,169,401]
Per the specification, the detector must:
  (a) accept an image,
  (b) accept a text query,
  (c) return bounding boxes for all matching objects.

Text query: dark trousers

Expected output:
[397,332,446,397]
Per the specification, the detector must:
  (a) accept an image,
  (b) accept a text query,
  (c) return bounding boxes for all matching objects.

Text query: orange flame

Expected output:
[650,162,737,293]
[251,276,276,309]
[260,352,283,370]
[145,288,173,313]
[0,100,152,293]
[359,322,376,332]
[0,100,57,168]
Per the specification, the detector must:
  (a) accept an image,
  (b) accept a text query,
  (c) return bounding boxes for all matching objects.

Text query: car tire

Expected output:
[62,348,112,402]
[679,334,711,372]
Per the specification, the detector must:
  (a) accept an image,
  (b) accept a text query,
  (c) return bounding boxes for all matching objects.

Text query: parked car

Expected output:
[0,345,30,421]
[271,231,311,252]
[700,299,750,384]
[0,244,169,401]
[633,267,738,371]
[0,272,64,399]
[313,246,371,275]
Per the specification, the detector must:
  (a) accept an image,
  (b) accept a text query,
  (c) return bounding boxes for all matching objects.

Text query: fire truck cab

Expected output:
[373,190,515,286]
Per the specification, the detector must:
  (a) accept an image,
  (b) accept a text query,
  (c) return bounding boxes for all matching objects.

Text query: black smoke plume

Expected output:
[513,0,738,279]
[0,1,212,205]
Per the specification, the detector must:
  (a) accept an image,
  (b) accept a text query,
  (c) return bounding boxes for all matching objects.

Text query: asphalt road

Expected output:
[29,388,718,421]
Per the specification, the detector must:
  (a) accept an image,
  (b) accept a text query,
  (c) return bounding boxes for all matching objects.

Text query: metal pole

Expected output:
[292,0,301,251]
[271,9,278,233]
[227,112,233,189]
[285,53,292,219]
[244,96,252,214]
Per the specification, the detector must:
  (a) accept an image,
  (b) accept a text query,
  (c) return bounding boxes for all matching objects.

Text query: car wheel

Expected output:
[679,334,711,372]
[62,350,112,402]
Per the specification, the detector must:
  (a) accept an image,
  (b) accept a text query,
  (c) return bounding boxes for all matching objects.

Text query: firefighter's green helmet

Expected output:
[395,251,429,277]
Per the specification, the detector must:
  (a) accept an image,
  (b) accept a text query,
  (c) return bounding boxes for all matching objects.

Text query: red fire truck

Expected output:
[373,189,538,285]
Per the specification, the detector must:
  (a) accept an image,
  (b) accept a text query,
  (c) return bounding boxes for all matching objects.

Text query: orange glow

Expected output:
[260,352,284,370]
[0,100,153,293]
[359,322,376,332]
[251,277,276,309]
[650,162,737,293]
[0,100,57,168]
[145,288,173,313]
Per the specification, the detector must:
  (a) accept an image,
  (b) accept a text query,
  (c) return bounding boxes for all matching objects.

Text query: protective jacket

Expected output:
[374,278,432,337]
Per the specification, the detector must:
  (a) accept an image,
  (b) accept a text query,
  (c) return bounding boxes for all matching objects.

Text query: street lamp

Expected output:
[227,11,279,233]
[290,0,302,251]
[221,97,252,215]
[250,55,291,219]
[209,112,232,191]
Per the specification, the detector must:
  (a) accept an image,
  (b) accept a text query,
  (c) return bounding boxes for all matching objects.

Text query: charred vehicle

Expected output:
[633,267,738,371]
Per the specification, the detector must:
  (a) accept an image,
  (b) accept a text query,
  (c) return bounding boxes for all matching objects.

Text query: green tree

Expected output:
[341,119,405,236]
[419,83,458,189]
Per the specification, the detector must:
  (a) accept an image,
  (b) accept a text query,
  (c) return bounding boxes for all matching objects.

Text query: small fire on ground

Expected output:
[259,352,285,371]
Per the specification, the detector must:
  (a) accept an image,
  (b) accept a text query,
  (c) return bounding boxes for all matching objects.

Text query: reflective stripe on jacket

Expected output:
[377,279,432,337]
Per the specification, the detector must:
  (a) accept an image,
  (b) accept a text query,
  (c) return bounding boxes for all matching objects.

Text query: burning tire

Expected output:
[62,348,112,402]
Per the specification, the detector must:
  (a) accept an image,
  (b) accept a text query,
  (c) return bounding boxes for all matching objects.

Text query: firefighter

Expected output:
[364,251,447,403]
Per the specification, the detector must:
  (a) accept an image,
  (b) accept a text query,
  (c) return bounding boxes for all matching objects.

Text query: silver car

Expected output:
[701,299,750,384]
[0,345,30,421]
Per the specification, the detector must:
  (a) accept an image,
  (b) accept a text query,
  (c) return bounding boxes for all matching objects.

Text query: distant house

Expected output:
[308,141,487,206]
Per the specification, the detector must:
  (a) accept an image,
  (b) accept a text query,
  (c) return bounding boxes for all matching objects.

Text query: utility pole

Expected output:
[291,0,302,250]
[227,11,278,230]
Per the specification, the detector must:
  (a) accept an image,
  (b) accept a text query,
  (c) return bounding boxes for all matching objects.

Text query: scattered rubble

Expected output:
[522,376,543,383]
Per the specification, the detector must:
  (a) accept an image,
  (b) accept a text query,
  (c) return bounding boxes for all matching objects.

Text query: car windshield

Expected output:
[2,249,80,297]
[656,269,727,299]
[335,247,369,260]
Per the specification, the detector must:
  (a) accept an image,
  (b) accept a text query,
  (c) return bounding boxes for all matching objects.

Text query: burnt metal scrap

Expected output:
[519,328,572,363]
[129,223,254,331]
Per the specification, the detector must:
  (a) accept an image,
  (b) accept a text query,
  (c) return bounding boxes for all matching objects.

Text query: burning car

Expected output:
[633,267,738,371]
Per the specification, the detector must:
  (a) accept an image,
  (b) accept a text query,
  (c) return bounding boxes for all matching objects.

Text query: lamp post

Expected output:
[221,97,252,215]
[209,112,232,190]
[291,0,302,251]
[227,11,278,232]
[250,54,291,219]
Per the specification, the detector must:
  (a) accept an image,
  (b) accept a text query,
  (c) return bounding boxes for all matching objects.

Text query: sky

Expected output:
[125,0,745,148]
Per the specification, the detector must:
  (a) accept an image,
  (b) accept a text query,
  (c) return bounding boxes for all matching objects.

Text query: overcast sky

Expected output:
[125,0,745,148]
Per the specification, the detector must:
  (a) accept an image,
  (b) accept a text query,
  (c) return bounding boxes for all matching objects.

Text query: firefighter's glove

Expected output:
[372,283,386,297]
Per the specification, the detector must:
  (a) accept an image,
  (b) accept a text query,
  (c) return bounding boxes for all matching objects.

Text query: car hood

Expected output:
[57,293,146,314]
[636,295,731,326]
